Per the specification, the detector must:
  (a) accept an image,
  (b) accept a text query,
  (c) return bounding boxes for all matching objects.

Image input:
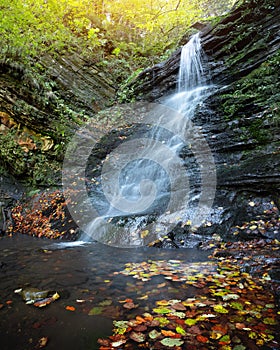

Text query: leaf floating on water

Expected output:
[185,318,197,326]
[129,331,145,342]
[196,335,209,343]
[230,301,243,310]
[235,322,245,330]
[65,305,75,311]
[99,299,112,306]
[133,324,147,332]
[161,330,176,337]
[88,306,103,315]
[171,302,186,311]
[219,334,231,345]
[171,311,186,319]
[76,299,86,303]
[176,326,187,335]
[111,339,127,347]
[14,288,22,294]
[156,300,169,306]
[153,307,172,314]
[123,302,138,309]
[148,329,161,339]
[37,337,48,348]
[160,338,184,347]
[263,317,278,325]
[113,320,129,328]
[155,317,169,327]
[233,345,246,350]
[33,293,60,308]
[222,294,240,301]
[213,305,229,314]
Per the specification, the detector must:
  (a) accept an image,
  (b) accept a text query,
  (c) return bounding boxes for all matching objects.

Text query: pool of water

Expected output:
[0,235,211,350]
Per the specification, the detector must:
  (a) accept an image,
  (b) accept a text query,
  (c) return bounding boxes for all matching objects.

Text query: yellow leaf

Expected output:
[140,230,149,238]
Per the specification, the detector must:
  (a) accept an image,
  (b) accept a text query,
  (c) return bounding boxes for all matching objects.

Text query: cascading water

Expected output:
[79,32,215,247]
[178,33,205,92]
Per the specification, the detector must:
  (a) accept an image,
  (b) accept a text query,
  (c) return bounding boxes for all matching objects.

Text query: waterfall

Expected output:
[76,32,215,247]
[178,33,205,92]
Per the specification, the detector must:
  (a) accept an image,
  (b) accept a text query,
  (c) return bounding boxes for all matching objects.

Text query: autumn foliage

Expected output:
[7,190,78,239]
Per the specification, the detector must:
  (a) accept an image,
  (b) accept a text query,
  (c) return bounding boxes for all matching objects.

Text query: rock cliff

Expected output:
[127,0,280,242]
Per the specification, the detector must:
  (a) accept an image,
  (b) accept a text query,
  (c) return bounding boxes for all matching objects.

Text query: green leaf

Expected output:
[149,329,161,339]
[113,320,129,328]
[230,302,243,310]
[263,317,278,325]
[220,335,230,342]
[185,318,197,326]
[99,299,112,306]
[153,307,172,314]
[113,320,128,334]
[154,317,170,327]
[171,311,186,318]
[233,346,246,350]
[176,326,186,335]
[160,338,184,347]
[88,306,103,315]
[213,305,229,313]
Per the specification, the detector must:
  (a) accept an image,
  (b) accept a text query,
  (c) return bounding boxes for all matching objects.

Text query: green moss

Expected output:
[220,49,280,118]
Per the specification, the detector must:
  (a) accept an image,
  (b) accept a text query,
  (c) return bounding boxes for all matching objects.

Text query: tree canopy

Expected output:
[0,0,236,71]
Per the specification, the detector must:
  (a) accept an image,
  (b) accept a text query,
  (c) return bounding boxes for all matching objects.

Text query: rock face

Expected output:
[129,0,280,100]
[0,50,116,228]
[128,0,280,241]
[0,52,115,183]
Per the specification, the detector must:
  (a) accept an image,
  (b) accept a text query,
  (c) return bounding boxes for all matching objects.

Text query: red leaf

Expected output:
[196,335,209,343]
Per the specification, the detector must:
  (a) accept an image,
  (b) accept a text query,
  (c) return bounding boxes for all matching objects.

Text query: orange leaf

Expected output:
[65,305,75,311]
[144,315,153,322]
[119,298,133,303]
[162,330,176,337]
[211,324,227,335]
[235,323,246,330]
[136,316,147,324]
[196,335,209,343]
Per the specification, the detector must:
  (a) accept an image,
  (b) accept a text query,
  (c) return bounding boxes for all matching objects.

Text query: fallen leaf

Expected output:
[176,326,186,335]
[149,329,161,339]
[111,339,127,347]
[153,307,172,314]
[37,337,48,348]
[196,335,209,343]
[185,318,197,326]
[123,302,137,309]
[160,338,184,347]
[161,330,176,337]
[213,305,229,313]
[65,305,75,311]
[88,306,103,315]
[129,331,145,342]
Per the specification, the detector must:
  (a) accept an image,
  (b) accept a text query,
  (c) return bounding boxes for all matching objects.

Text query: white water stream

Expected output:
[83,33,215,246]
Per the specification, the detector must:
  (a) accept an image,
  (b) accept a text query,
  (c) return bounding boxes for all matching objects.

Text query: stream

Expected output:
[0,235,211,350]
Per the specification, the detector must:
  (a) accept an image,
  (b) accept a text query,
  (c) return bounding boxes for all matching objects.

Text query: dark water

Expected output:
[0,235,210,350]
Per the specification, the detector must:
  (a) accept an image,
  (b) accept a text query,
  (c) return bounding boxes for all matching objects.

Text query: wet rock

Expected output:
[0,174,23,234]
[129,0,280,100]
[16,288,50,303]
[127,0,280,241]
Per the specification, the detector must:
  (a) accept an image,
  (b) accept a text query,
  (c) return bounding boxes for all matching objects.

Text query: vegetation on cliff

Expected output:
[0,0,237,186]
